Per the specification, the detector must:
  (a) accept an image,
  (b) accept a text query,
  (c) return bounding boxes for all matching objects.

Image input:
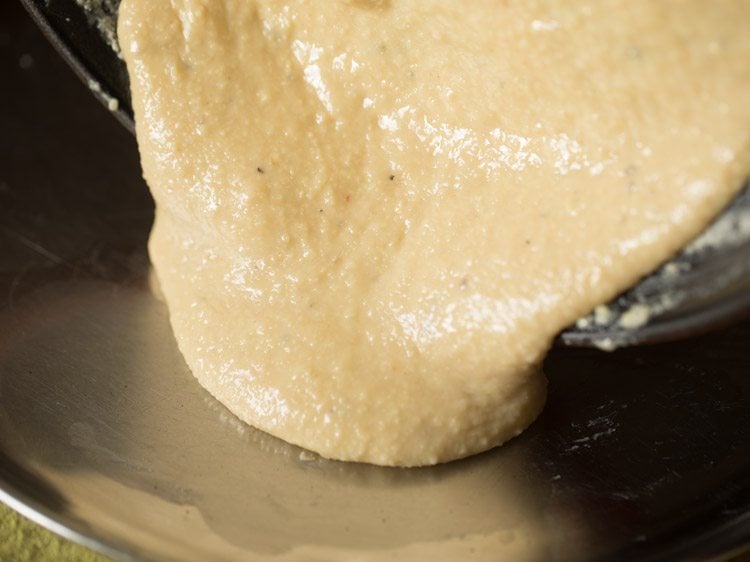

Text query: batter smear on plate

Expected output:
[119,0,750,466]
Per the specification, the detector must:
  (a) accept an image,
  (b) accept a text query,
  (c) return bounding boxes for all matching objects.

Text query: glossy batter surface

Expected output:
[119,0,750,466]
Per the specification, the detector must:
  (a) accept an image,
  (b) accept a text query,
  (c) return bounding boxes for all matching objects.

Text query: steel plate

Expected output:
[1,3,749,561]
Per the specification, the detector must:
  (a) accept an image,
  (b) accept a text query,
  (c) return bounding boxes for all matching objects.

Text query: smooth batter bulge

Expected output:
[118,1,750,466]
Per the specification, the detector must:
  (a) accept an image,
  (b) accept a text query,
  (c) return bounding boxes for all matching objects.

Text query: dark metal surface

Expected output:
[19,0,134,131]
[2,2,750,561]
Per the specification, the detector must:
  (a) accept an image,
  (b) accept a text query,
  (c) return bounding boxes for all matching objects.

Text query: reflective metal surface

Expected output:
[19,0,134,131]
[2,3,750,561]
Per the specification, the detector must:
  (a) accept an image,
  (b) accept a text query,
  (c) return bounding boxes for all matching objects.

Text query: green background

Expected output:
[0,502,110,562]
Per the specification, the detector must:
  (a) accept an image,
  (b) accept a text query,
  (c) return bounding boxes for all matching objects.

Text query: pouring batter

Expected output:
[119,0,750,466]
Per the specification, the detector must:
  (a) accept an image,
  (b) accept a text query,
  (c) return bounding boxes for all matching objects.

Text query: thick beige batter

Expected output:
[118,0,750,466]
